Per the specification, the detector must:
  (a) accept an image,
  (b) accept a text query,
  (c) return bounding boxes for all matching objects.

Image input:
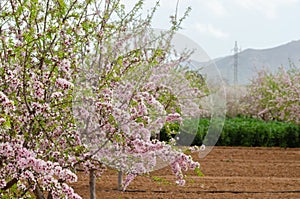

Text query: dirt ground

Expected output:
[72,147,300,199]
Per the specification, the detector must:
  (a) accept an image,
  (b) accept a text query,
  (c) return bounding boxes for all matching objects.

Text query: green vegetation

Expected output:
[162,117,300,148]
[217,117,300,147]
[152,176,171,185]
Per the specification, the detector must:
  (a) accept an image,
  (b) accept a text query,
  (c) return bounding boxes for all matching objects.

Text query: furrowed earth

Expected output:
[72,147,300,199]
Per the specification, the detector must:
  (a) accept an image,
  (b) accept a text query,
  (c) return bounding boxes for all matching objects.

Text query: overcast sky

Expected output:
[123,0,300,59]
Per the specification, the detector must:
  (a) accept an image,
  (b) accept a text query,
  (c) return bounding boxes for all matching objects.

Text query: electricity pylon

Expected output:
[232,41,241,86]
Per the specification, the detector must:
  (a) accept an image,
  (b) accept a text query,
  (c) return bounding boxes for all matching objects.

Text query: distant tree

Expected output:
[241,66,300,124]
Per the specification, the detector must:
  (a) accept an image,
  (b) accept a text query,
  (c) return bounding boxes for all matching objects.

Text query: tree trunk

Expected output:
[118,171,122,191]
[89,169,96,199]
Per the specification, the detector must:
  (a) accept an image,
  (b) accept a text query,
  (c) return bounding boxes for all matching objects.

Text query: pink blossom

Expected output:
[51,91,64,98]
[166,113,182,123]
[60,59,71,73]
[122,173,137,191]
[0,179,6,189]
[175,179,186,186]
[55,78,74,89]
[0,118,6,125]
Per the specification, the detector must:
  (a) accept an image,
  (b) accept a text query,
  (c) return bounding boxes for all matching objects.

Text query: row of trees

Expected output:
[0,0,212,198]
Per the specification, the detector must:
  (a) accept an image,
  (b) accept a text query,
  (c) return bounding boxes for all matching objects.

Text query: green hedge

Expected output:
[161,117,300,147]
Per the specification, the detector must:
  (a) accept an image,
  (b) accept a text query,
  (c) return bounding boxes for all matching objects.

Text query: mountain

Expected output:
[212,40,300,85]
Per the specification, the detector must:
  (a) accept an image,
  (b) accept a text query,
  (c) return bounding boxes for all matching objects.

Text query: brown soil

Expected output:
[72,147,300,199]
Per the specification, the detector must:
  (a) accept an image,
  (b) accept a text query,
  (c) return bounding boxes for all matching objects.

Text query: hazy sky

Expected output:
[123,0,300,59]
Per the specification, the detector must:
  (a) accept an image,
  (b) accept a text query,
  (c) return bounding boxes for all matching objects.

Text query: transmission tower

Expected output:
[233,41,240,86]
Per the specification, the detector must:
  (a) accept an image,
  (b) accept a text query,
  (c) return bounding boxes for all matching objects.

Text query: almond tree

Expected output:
[0,0,207,198]
[242,66,300,124]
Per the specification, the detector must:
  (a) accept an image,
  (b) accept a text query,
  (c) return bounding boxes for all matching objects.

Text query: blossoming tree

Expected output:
[0,0,209,198]
[241,66,300,124]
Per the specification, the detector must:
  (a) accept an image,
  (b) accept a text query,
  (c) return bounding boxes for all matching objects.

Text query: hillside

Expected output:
[212,40,300,85]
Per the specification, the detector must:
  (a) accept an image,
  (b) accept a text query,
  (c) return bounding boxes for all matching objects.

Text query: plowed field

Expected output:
[72,147,300,198]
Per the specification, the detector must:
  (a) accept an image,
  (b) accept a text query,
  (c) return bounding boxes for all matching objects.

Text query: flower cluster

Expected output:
[166,113,183,123]
[0,92,15,112]
[56,78,74,90]
[0,141,80,198]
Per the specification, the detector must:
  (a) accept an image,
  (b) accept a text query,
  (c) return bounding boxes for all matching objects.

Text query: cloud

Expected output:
[233,0,299,19]
[194,23,229,39]
[202,0,228,17]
